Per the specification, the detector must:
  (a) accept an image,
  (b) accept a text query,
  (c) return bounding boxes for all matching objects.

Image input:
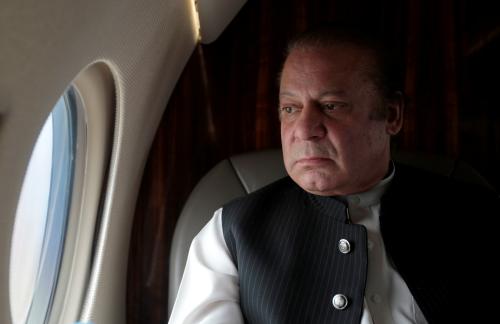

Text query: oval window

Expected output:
[10,88,78,324]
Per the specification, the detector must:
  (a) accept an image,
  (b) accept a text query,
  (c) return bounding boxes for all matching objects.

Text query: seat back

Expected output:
[167,149,286,314]
[167,148,494,315]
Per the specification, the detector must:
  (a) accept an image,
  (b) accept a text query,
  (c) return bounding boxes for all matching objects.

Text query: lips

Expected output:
[296,157,332,164]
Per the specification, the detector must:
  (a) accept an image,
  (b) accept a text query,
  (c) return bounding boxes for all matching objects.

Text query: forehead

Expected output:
[279,45,378,100]
[283,44,373,78]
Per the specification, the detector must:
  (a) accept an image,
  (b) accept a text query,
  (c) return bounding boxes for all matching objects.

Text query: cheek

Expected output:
[280,124,293,166]
[324,127,350,153]
[326,126,376,162]
[364,124,387,148]
[280,124,293,149]
[280,123,286,142]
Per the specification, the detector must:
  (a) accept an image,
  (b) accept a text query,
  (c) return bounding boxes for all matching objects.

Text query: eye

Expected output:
[322,103,338,111]
[278,105,300,121]
[279,106,299,114]
[322,102,348,113]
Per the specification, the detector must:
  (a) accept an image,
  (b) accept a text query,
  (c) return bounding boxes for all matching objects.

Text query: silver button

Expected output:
[332,293,349,310]
[338,239,351,254]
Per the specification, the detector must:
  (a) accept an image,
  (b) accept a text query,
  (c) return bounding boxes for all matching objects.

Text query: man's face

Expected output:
[279,45,402,196]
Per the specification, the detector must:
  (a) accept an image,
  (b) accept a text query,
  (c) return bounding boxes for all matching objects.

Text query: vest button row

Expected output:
[332,293,349,310]
[338,238,351,254]
[335,239,351,311]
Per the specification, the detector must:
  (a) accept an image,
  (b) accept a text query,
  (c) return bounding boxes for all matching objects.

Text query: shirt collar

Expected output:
[343,161,395,208]
[308,162,396,222]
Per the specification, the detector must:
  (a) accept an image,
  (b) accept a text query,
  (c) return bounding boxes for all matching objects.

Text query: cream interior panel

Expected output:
[0,0,198,323]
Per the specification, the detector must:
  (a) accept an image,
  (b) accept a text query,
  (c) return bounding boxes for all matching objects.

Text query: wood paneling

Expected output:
[458,0,500,192]
[127,1,500,323]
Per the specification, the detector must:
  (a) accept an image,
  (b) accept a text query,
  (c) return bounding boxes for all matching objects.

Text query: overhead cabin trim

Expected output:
[196,0,248,44]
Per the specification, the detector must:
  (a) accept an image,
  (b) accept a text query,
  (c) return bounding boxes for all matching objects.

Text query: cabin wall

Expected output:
[127,1,500,323]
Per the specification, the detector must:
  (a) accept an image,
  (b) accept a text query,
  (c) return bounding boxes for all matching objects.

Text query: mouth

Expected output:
[295,157,333,165]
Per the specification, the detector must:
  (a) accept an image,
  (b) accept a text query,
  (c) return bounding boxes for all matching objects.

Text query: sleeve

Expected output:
[168,208,244,324]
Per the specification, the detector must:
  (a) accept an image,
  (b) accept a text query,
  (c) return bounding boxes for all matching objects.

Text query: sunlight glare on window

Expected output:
[10,91,77,324]
[10,111,54,324]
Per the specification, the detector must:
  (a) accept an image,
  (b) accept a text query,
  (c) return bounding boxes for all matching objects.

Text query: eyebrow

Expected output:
[318,90,347,97]
[279,91,296,98]
[279,90,347,98]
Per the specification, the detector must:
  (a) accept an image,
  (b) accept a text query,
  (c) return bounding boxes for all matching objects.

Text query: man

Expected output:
[169,27,499,324]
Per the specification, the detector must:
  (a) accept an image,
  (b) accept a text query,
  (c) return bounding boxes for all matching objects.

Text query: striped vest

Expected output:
[221,164,499,324]
[222,177,367,323]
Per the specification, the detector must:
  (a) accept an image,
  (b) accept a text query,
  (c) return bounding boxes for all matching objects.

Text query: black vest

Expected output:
[222,163,499,324]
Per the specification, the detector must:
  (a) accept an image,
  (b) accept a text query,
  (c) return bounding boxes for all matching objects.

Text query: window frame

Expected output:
[47,63,115,324]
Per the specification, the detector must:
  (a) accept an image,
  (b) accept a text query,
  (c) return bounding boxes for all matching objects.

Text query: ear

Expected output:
[385,91,404,135]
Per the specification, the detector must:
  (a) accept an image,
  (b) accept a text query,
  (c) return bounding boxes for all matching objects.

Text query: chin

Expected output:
[293,172,340,196]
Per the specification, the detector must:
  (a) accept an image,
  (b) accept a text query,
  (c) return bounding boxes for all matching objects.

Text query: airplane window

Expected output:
[10,88,78,324]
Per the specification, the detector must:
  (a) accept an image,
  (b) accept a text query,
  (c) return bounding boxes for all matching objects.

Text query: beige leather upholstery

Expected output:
[168,149,286,313]
[167,148,493,315]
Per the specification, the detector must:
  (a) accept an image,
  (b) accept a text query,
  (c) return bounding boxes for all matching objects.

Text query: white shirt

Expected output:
[169,171,428,324]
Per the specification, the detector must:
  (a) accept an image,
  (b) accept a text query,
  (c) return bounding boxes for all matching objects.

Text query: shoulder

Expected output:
[220,176,302,262]
[221,176,305,237]
[381,161,499,234]
[387,161,498,205]
[223,176,299,213]
[380,163,499,317]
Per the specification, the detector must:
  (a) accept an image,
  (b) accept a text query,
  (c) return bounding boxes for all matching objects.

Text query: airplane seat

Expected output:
[167,149,286,314]
[167,148,494,316]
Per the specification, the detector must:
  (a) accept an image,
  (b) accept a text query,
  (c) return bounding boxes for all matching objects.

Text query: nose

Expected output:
[294,104,326,140]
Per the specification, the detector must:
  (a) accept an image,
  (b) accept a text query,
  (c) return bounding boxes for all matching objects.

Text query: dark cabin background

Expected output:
[127,0,500,323]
